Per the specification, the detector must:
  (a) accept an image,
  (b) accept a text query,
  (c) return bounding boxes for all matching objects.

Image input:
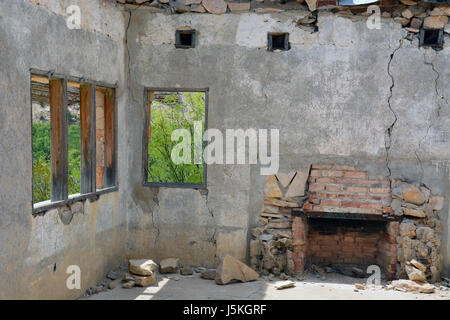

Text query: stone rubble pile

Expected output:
[250,170,309,278]
[392,180,444,283]
[85,254,260,295]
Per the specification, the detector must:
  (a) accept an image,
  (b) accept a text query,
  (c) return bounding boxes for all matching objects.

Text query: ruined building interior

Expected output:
[0,0,449,300]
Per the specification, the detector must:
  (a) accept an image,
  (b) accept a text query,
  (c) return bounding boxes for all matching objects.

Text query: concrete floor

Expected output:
[85,272,450,300]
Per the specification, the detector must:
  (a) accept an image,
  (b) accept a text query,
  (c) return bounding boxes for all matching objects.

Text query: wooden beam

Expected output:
[49,78,68,201]
[143,90,153,183]
[80,83,96,194]
[103,87,116,187]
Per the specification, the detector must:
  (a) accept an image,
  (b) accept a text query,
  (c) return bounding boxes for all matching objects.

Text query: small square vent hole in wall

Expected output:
[175,29,196,49]
[419,28,444,49]
[268,32,290,51]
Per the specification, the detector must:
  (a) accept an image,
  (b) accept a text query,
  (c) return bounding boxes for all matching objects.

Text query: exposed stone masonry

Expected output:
[250,169,309,277]
[117,0,450,38]
[251,163,445,284]
[393,180,444,282]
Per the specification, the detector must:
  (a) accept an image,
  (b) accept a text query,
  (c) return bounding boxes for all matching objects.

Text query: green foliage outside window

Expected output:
[147,92,205,184]
[32,122,81,203]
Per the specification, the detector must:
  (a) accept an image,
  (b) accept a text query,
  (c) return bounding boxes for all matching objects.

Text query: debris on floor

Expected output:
[354,283,365,290]
[180,266,193,275]
[122,281,135,289]
[129,259,158,276]
[391,279,435,293]
[159,258,180,274]
[275,280,295,290]
[215,254,259,285]
[200,269,216,280]
[84,256,450,298]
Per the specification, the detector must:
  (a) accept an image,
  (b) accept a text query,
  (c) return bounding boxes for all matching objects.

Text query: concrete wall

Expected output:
[0,0,128,299]
[126,11,450,276]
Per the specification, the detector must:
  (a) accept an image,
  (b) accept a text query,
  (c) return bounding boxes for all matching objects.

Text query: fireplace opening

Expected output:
[304,217,395,278]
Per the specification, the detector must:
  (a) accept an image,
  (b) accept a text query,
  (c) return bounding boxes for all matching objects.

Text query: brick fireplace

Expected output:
[251,163,443,283]
[292,165,399,279]
[292,216,399,279]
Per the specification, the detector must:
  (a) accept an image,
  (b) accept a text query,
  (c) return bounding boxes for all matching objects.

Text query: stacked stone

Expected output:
[116,0,253,14]
[392,181,444,283]
[250,170,309,277]
[392,2,450,33]
[116,0,450,37]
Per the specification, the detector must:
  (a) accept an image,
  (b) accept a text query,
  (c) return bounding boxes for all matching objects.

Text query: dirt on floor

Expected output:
[83,271,450,300]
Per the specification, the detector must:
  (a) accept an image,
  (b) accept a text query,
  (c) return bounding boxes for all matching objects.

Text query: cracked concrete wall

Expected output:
[0,1,449,299]
[126,11,450,276]
[0,0,128,298]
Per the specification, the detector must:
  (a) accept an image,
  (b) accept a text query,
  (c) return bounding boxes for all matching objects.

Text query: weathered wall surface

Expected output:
[0,0,128,299]
[126,11,450,276]
[0,1,449,299]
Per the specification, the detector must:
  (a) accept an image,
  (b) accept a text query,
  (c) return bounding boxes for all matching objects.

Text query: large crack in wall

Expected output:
[385,37,403,187]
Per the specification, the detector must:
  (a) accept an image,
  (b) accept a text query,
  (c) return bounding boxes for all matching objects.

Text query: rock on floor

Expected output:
[129,259,158,276]
[160,258,180,274]
[200,269,216,280]
[391,280,435,293]
[215,254,259,285]
[134,273,157,287]
[180,266,193,275]
[275,280,295,290]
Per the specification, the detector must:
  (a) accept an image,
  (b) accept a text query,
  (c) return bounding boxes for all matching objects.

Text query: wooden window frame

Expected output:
[30,69,118,214]
[142,87,208,189]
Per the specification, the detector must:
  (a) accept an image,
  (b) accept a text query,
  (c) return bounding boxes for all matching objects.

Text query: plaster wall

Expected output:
[0,2,449,300]
[126,11,450,276]
[0,0,128,299]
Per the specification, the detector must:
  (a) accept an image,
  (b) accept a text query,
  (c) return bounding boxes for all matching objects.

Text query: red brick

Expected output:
[303,203,313,211]
[313,205,324,212]
[345,186,368,193]
[360,202,383,209]
[325,185,344,192]
[319,239,339,246]
[387,221,399,235]
[382,206,393,214]
[293,260,305,273]
[341,246,356,253]
[320,234,340,241]
[316,192,337,198]
[320,199,341,207]
[380,233,397,244]
[309,184,325,192]
[311,164,333,170]
[343,171,368,179]
[335,193,387,201]
[310,170,322,177]
[369,187,390,194]
[317,251,334,258]
[316,177,336,183]
[341,201,361,208]
[321,170,344,177]
[336,178,390,186]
